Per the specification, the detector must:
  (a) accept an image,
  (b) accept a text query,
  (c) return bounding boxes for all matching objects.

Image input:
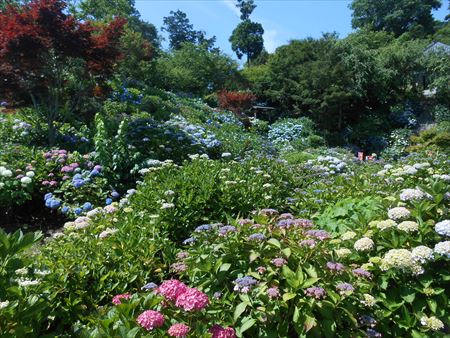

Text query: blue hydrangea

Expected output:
[105,198,113,205]
[82,202,93,211]
[74,208,82,215]
[183,237,196,245]
[111,191,120,199]
[44,193,53,201]
[248,233,265,241]
[61,206,70,214]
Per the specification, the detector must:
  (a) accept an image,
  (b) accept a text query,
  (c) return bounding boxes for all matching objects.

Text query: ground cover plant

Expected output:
[1,0,450,337]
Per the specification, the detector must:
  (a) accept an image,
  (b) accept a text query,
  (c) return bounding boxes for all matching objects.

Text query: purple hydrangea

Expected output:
[248,233,265,241]
[306,230,331,241]
[218,225,237,236]
[326,262,345,272]
[233,276,258,293]
[267,286,280,299]
[336,282,354,294]
[305,286,326,299]
[142,282,158,291]
[183,237,196,245]
[352,268,372,279]
[299,239,317,248]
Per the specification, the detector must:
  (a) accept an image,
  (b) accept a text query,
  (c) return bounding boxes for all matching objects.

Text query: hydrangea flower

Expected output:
[341,231,357,240]
[168,323,191,337]
[233,276,258,293]
[157,280,188,302]
[306,230,331,241]
[175,287,209,311]
[380,249,423,275]
[300,239,317,248]
[136,310,165,331]
[271,257,287,268]
[247,233,265,241]
[411,246,434,263]
[376,219,396,231]
[336,282,354,295]
[435,220,450,237]
[420,315,444,331]
[352,268,372,279]
[434,241,450,258]
[326,261,345,272]
[387,207,411,220]
[112,293,131,305]
[397,221,419,232]
[141,282,158,291]
[361,294,376,307]
[99,228,118,239]
[218,225,237,236]
[209,325,237,338]
[354,237,374,252]
[267,286,280,299]
[335,248,352,258]
[305,286,326,299]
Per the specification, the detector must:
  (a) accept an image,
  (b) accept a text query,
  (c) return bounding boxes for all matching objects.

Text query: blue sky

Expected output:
[136,0,450,59]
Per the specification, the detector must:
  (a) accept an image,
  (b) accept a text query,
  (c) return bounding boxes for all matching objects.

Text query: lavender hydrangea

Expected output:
[233,276,258,293]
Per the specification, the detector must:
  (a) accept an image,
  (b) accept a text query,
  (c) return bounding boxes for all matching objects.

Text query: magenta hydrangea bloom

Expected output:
[136,310,165,331]
[112,293,131,305]
[175,287,209,311]
[209,325,237,338]
[168,323,191,337]
[157,280,188,302]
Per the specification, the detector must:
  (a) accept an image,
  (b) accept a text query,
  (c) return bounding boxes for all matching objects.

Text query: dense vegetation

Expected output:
[0,0,449,337]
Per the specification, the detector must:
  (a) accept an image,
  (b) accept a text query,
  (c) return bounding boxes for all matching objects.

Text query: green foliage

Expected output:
[132,157,298,242]
[0,229,50,336]
[155,43,239,96]
[229,20,264,63]
[350,0,442,37]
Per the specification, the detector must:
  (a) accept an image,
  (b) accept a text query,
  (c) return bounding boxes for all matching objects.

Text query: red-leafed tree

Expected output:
[217,90,256,114]
[0,0,126,144]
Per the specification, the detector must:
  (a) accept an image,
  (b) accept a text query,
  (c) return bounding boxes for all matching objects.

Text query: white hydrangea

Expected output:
[387,207,411,220]
[86,208,103,218]
[15,267,28,276]
[341,231,357,241]
[397,221,419,233]
[221,152,232,158]
[335,248,352,258]
[0,300,10,309]
[435,220,450,237]
[380,249,423,275]
[434,241,450,258]
[161,202,175,209]
[413,162,430,170]
[25,171,35,178]
[164,190,175,196]
[354,237,375,252]
[411,246,434,263]
[1,169,12,177]
[420,315,444,331]
[361,294,376,307]
[17,278,40,287]
[99,228,118,239]
[376,219,397,231]
[399,188,426,201]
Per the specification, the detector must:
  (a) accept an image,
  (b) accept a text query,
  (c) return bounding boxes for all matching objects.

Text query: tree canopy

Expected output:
[350,0,442,37]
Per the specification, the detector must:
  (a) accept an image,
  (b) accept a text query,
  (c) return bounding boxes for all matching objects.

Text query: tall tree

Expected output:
[350,0,442,37]
[230,20,264,64]
[162,10,215,50]
[236,0,256,20]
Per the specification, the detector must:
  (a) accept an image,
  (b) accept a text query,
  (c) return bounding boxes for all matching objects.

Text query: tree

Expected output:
[162,10,215,50]
[155,43,239,95]
[71,0,160,48]
[350,0,442,37]
[0,0,125,144]
[236,0,256,20]
[230,20,264,63]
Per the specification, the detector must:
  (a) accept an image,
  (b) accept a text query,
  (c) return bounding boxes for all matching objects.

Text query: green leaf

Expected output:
[267,238,281,249]
[302,277,320,288]
[304,314,317,332]
[234,302,248,322]
[239,318,256,334]
[283,293,297,301]
[219,263,231,272]
[282,265,300,289]
[126,327,140,338]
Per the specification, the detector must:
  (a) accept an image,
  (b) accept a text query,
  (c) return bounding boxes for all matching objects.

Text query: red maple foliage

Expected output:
[0,0,126,102]
[217,90,256,114]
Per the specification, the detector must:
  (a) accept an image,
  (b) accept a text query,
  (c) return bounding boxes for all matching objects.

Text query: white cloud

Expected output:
[221,0,241,17]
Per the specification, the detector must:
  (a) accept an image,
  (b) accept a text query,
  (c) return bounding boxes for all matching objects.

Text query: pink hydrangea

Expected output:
[157,280,188,302]
[136,310,165,331]
[175,287,209,311]
[168,323,191,337]
[271,257,287,268]
[112,293,131,305]
[209,325,237,338]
